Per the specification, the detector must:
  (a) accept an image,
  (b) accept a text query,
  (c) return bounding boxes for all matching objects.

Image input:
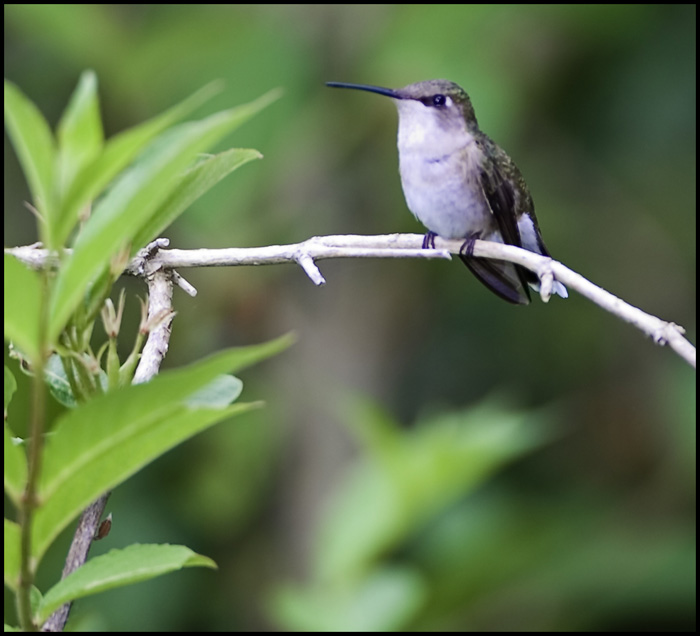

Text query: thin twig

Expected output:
[132,270,176,385]
[40,493,110,632]
[6,234,695,367]
[41,256,176,631]
[10,229,695,629]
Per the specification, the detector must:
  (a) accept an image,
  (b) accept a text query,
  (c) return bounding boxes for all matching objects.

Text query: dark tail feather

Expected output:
[459,255,531,305]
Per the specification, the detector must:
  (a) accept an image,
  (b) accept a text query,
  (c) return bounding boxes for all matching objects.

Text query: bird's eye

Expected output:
[432,94,447,107]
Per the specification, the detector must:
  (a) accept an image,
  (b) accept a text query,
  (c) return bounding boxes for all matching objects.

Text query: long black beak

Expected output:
[326,82,400,99]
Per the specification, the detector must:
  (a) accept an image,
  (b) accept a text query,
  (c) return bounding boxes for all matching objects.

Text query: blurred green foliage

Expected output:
[270,398,557,630]
[4,4,695,632]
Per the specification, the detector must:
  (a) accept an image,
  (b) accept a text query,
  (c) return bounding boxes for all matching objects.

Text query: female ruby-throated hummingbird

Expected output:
[327,80,568,304]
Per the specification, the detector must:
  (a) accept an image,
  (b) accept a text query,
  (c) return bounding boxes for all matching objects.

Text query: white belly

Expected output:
[398,144,494,240]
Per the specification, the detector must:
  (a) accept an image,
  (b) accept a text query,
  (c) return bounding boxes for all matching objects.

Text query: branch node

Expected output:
[130,238,171,277]
[295,251,326,286]
[536,259,555,303]
[652,321,685,346]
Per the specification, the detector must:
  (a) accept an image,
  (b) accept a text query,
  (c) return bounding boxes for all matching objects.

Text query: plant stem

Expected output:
[16,271,50,631]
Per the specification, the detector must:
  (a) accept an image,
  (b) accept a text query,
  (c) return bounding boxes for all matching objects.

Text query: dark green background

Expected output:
[4,4,695,631]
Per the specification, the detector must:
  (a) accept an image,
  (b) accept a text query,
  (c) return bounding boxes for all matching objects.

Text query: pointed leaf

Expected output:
[49,89,281,342]
[32,333,294,562]
[37,543,215,624]
[131,147,262,250]
[56,70,103,200]
[4,80,56,241]
[55,80,223,246]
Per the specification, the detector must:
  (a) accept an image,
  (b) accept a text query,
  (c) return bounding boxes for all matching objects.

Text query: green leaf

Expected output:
[4,254,43,363]
[56,70,103,201]
[55,80,223,246]
[48,88,282,342]
[43,354,107,408]
[4,518,21,591]
[4,424,27,507]
[4,366,17,416]
[130,147,262,250]
[316,398,554,580]
[44,354,77,408]
[271,566,426,632]
[30,586,43,620]
[4,80,57,244]
[185,374,243,408]
[32,333,294,562]
[37,543,215,624]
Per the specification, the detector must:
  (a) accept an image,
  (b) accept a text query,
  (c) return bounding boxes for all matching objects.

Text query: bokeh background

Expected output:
[4,4,695,631]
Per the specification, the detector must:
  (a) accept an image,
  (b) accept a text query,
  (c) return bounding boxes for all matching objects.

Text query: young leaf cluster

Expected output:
[4,71,287,630]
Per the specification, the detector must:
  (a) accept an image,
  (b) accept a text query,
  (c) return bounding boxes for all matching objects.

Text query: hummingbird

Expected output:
[326,80,568,304]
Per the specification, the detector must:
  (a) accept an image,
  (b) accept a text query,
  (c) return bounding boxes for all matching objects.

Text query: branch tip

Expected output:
[295,252,326,286]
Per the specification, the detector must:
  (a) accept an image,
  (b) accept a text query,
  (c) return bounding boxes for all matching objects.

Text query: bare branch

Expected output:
[8,229,694,629]
[6,233,695,368]
[41,245,177,631]
[41,493,110,632]
[132,269,176,384]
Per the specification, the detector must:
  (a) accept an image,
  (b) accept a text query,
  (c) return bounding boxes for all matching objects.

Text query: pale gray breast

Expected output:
[398,141,494,239]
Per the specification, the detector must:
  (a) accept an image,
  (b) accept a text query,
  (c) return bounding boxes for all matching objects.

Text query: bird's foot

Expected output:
[422,231,437,250]
[459,232,482,258]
